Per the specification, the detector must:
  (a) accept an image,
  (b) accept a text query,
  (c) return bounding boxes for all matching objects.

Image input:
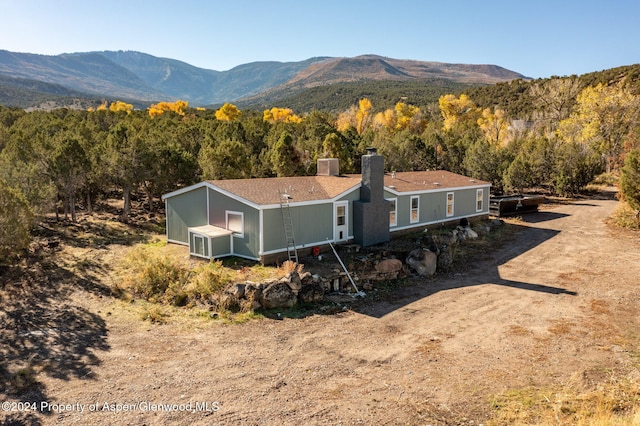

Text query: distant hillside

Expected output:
[0,74,111,110]
[286,55,525,88]
[237,55,526,110]
[237,78,479,113]
[98,51,328,105]
[0,49,527,109]
[0,50,164,102]
[464,63,640,119]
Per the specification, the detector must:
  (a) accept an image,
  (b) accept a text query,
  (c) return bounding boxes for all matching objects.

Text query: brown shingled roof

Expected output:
[207,170,489,206]
[383,170,490,193]
[208,175,361,205]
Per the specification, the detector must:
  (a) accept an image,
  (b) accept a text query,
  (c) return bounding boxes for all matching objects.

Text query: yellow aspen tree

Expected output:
[109,101,134,114]
[336,105,358,132]
[263,107,301,123]
[88,100,108,111]
[355,98,373,134]
[558,82,640,172]
[215,103,242,121]
[147,100,188,117]
[171,100,189,115]
[372,109,397,131]
[477,107,509,146]
[438,93,478,130]
[394,102,423,132]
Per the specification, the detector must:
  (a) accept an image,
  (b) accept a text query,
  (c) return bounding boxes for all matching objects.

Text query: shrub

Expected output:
[185,260,234,301]
[609,202,640,229]
[125,247,189,304]
[0,179,34,263]
[139,305,169,323]
[620,149,640,212]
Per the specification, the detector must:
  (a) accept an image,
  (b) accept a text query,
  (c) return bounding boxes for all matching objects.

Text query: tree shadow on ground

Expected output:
[0,245,111,424]
[35,216,151,250]
[350,212,576,319]
[508,211,569,223]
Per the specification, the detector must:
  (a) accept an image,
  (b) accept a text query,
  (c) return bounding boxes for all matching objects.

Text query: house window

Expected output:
[388,198,397,227]
[226,211,244,237]
[476,189,484,212]
[336,205,346,226]
[410,196,419,223]
[446,192,454,217]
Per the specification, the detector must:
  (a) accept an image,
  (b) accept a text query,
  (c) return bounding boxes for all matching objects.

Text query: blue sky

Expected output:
[1,0,638,79]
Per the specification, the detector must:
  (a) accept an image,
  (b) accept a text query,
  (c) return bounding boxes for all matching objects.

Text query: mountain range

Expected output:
[0,49,528,110]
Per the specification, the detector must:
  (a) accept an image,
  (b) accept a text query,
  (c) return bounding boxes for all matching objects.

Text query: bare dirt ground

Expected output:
[2,189,639,425]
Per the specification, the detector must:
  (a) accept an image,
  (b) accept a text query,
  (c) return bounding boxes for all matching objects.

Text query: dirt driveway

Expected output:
[2,190,639,425]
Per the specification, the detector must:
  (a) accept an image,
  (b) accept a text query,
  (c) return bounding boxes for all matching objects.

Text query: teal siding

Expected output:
[388,186,491,230]
[166,187,208,244]
[262,188,361,254]
[189,232,231,259]
[262,209,283,253]
[207,188,259,259]
[262,203,334,253]
[211,235,231,257]
[166,181,490,260]
[455,188,479,216]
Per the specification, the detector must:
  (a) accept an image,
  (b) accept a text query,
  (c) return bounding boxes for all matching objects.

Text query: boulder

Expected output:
[475,224,491,235]
[490,218,504,228]
[420,234,440,254]
[260,282,298,309]
[298,283,325,303]
[456,226,478,240]
[437,247,453,272]
[465,227,478,239]
[244,283,263,304]
[406,249,437,276]
[285,271,302,293]
[375,258,403,273]
[228,283,246,299]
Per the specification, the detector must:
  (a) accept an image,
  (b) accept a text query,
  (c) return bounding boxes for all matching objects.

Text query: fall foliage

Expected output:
[2,65,640,245]
[263,107,302,123]
[148,100,189,117]
[215,103,242,121]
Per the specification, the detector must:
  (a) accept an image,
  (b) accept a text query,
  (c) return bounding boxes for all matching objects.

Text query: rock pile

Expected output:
[405,218,504,276]
[216,218,504,309]
[219,270,325,310]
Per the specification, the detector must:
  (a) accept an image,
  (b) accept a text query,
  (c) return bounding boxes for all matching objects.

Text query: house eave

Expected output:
[384,182,492,196]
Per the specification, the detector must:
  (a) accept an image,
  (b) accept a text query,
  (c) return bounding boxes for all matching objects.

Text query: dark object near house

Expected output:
[490,194,545,217]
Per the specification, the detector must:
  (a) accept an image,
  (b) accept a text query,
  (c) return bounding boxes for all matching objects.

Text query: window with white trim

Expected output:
[446,192,454,217]
[336,205,346,226]
[226,211,244,237]
[476,189,484,212]
[410,196,419,223]
[387,198,397,227]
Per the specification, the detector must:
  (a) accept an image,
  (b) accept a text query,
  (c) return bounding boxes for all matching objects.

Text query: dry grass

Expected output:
[547,318,576,336]
[608,201,640,230]
[488,374,640,425]
[113,239,292,322]
[507,325,533,336]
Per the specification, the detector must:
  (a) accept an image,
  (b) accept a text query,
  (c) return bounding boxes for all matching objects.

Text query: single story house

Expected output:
[161,149,491,263]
